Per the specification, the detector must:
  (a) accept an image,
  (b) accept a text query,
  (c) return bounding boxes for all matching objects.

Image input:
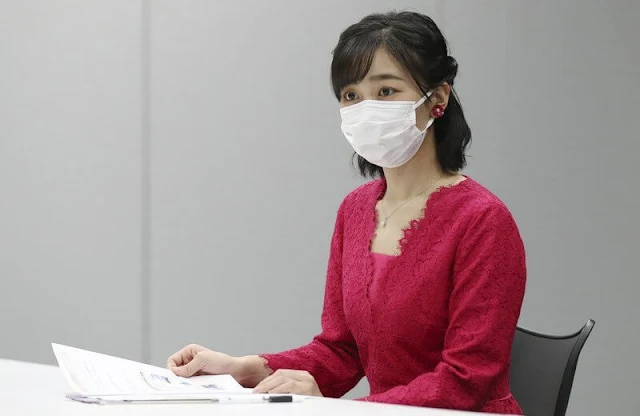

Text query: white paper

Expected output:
[52,343,249,397]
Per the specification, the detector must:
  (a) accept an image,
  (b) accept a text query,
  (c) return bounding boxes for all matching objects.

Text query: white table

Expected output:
[0,358,481,416]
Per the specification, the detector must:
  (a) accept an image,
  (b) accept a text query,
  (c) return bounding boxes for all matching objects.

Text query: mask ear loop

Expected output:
[412,90,434,110]
[414,90,435,133]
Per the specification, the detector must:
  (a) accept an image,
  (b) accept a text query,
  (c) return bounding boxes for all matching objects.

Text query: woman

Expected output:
[168,11,526,414]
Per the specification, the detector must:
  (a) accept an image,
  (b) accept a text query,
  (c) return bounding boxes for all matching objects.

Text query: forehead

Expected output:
[366,48,407,76]
[331,44,419,98]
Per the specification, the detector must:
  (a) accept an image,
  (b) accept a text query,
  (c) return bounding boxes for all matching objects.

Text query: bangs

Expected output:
[330,34,384,100]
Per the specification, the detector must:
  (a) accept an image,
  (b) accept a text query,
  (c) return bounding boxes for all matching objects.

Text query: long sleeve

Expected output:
[260,198,364,398]
[359,202,526,411]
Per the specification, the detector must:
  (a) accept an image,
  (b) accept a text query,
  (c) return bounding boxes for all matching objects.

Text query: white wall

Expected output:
[1,1,639,414]
[0,1,143,362]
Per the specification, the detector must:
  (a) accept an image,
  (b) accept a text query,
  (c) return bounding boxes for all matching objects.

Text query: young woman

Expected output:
[168,11,526,414]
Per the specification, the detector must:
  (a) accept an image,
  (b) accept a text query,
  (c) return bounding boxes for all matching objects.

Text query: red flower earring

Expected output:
[431,104,445,118]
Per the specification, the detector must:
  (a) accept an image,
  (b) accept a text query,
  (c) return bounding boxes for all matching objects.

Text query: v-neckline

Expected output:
[366,176,471,260]
[361,175,472,313]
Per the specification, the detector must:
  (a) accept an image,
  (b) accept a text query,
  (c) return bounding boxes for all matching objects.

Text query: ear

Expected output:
[428,83,451,110]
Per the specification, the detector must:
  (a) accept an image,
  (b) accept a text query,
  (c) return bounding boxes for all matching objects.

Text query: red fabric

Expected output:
[370,251,394,278]
[261,178,526,414]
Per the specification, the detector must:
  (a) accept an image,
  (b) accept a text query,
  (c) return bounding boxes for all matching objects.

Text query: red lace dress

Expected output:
[261,178,526,414]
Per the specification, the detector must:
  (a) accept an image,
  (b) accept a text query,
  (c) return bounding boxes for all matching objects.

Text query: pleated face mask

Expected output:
[340,92,433,168]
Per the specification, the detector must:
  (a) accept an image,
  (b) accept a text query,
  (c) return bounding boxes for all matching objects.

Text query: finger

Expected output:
[172,351,208,377]
[167,344,201,369]
[268,381,295,394]
[271,369,310,382]
[253,375,288,394]
[167,351,187,369]
[253,375,281,393]
[167,350,188,369]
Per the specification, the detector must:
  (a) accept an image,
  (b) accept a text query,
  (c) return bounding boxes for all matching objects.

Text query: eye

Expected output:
[379,87,396,97]
[342,91,358,101]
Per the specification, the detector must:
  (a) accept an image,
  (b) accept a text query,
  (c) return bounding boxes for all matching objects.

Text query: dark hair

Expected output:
[331,11,471,178]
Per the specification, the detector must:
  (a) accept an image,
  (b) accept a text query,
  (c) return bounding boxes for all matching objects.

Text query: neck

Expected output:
[382,134,448,202]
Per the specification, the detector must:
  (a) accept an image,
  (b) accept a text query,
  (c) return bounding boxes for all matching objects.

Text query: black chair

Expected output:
[510,319,595,416]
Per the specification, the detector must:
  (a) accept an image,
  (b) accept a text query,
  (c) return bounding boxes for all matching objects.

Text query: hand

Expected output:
[167,344,238,378]
[253,369,323,396]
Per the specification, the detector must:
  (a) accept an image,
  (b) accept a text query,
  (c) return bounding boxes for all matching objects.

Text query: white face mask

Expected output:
[340,92,434,168]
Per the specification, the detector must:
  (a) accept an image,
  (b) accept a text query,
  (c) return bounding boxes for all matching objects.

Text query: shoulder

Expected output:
[450,181,525,262]
[428,178,523,247]
[441,177,518,228]
[449,180,526,277]
[336,179,383,218]
[345,179,383,202]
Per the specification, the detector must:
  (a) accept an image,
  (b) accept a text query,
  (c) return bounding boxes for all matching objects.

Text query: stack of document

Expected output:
[52,343,297,404]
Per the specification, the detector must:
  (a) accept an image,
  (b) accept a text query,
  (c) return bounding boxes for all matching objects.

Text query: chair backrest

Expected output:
[510,319,594,416]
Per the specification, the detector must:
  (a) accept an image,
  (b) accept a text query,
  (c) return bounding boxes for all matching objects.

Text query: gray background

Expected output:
[1,1,638,414]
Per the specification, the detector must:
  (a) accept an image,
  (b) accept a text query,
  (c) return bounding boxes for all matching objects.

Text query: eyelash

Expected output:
[379,87,396,97]
[342,87,397,101]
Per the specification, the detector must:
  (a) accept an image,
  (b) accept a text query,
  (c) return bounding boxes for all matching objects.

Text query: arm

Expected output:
[359,203,526,410]
[259,198,364,398]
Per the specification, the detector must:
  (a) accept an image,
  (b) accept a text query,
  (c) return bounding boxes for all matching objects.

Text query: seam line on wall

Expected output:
[141,0,152,364]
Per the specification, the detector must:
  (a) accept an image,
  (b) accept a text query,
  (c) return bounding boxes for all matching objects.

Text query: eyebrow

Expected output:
[365,73,407,82]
